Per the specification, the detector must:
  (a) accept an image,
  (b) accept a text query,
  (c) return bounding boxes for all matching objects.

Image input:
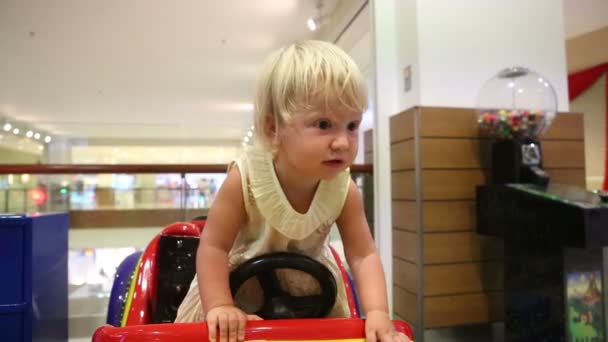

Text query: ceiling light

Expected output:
[307,0,329,31]
[307,18,318,31]
[306,15,329,31]
[1,117,57,145]
[307,15,330,31]
[247,131,253,137]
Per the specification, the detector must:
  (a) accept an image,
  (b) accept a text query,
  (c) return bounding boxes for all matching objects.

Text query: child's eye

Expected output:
[316,120,331,130]
[347,121,360,131]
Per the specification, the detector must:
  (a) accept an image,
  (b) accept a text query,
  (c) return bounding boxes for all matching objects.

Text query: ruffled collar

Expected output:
[244,146,350,240]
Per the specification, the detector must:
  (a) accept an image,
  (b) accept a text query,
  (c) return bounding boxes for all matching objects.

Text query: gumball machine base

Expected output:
[491,138,549,187]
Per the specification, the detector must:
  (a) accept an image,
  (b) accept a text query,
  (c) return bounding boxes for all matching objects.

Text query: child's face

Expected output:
[275,103,362,181]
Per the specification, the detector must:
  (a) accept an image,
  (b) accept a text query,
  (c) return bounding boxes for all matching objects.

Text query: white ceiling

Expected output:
[563,0,608,39]
[0,0,606,144]
[0,0,337,142]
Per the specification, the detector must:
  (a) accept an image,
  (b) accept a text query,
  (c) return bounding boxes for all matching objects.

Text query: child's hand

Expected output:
[365,310,412,342]
[206,305,262,342]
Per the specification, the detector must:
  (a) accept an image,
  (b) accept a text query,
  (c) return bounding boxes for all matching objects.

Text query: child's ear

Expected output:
[265,114,281,155]
[265,113,283,147]
[264,113,277,138]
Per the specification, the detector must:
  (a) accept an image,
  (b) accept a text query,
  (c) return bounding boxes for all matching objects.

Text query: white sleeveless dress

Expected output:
[175,146,352,322]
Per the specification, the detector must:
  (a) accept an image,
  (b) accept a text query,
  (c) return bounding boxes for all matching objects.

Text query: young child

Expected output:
[176,40,411,342]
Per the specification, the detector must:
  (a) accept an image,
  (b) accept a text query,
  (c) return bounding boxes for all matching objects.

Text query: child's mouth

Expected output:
[323,159,344,168]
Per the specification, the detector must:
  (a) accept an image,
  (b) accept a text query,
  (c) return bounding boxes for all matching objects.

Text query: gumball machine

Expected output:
[476,68,608,341]
[476,67,557,186]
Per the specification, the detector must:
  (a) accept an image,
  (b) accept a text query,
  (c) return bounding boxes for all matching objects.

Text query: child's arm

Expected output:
[197,166,259,342]
[336,180,388,314]
[336,181,410,342]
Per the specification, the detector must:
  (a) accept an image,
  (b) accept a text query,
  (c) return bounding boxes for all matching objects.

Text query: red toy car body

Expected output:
[93,222,414,341]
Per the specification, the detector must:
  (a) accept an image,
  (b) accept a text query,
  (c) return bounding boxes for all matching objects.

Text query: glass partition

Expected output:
[0,173,228,213]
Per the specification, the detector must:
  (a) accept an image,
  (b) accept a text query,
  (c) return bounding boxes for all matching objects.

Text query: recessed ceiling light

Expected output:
[307,18,318,31]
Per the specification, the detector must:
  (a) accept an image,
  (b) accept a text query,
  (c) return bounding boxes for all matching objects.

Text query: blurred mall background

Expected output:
[1,0,607,341]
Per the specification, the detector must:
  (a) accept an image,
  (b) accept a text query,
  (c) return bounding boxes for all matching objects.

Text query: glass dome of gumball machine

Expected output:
[476,67,558,186]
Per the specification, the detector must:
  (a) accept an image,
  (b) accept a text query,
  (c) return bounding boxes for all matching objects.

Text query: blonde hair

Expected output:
[253,40,368,149]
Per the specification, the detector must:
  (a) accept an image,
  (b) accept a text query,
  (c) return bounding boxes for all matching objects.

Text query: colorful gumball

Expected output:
[477,108,553,140]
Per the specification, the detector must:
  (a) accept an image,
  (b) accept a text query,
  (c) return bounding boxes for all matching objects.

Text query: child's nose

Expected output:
[331,133,349,151]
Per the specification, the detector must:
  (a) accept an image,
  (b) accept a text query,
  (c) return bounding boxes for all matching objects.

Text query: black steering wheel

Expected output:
[229,252,337,319]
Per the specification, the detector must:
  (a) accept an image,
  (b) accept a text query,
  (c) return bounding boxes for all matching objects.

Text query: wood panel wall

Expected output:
[390,107,585,329]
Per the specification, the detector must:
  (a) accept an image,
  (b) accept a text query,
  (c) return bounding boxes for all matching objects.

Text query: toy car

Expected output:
[93,220,414,341]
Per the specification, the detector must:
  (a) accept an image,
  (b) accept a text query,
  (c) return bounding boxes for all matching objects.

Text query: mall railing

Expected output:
[0,164,373,228]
